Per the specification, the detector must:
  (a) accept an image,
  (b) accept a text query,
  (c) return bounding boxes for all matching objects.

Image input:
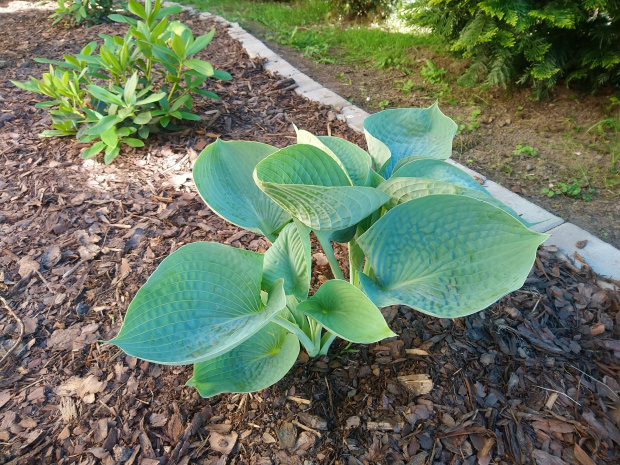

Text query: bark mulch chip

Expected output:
[1,3,619,465]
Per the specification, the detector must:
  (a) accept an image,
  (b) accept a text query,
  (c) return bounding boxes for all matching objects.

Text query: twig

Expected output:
[161,153,189,174]
[568,364,620,400]
[292,419,322,438]
[287,395,311,405]
[534,385,581,406]
[35,270,54,295]
[0,297,24,366]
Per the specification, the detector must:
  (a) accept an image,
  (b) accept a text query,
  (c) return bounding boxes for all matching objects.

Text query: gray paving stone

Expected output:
[263,61,298,79]
[298,88,350,109]
[340,106,370,133]
[289,72,323,93]
[544,223,620,280]
[483,180,564,233]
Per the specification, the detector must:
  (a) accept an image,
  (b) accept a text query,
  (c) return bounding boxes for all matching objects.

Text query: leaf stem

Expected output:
[274,316,318,357]
[315,233,345,280]
[319,332,337,355]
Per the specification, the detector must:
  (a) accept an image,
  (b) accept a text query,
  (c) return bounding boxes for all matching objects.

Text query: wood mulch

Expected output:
[1,3,619,465]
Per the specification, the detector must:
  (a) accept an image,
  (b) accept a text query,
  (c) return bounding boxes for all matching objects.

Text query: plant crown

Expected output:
[13,0,232,164]
[108,103,548,398]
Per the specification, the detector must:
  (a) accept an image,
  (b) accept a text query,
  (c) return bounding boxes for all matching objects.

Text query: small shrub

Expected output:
[588,97,620,171]
[107,103,547,398]
[455,108,481,134]
[513,144,538,157]
[13,0,232,164]
[331,0,398,21]
[50,0,127,27]
[420,58,447,84]
[404,0,620,97]
[542,178,595,201]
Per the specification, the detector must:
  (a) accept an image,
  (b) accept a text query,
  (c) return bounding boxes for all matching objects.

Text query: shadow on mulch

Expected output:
[1,3,619,465]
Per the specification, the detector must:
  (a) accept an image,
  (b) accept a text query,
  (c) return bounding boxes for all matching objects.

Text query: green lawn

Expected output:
[181,0,440,71]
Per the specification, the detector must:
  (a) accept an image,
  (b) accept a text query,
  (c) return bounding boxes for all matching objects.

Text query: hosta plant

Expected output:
[108,103,548,398]
[13,0,231,164]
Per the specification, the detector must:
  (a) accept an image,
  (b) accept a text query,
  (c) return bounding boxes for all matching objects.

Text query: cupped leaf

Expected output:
[379,177,532,226]
[186,321,299,398]
[193,139,291,240]
[262,220,311,301]
[363,102,458,178]
[254,144,390,232]
[295,127,371,186]
[356,195,548,318]
[296,280,396,343]
[108,242,287,365]
[391,158,488,194]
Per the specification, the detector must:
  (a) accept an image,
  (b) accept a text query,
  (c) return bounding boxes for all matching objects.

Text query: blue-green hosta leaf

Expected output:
[254,144,390,232]
[108,242,287,365]
[356,195,548,318]
[378,177,533,226]
[296,280,396,343]
[391,158,488,194]
[294,127,371,186]
[186,322,299,398]
[363,102,458,178]
[193,140,291,240]
[262,221,311,300]
[318,136,372,187]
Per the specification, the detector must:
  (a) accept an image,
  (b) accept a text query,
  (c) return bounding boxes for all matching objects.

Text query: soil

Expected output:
[1,3,620,465]
[236,20,620,251]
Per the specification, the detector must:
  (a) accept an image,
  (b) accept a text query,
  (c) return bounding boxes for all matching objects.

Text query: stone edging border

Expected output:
[166,2,620,281]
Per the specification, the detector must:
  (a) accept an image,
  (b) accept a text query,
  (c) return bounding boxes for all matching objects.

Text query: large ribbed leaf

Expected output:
[295,128,372,186]
[262,221,311,300]
[109,242,287,365]
[296,280,396,343]
[392,158,489,194]
[363,103,458,177]
[186,322,299,398]
[254,144,389,232]
[317,136,372,187]
[193,140,291,240]
[356,195,548,318]
[379,177,532,226]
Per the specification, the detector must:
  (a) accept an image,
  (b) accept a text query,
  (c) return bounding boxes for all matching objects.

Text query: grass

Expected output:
[181,0,440,71]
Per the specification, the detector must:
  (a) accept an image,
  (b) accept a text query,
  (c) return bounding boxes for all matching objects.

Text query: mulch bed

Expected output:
[1,3,620,465]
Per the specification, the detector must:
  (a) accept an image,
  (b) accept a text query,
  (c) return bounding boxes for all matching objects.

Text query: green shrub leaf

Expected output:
[123,137,145,148]
[133,111,152,125]
[108,242,287,365]
[296,280,396,343]
[81,141,106,159]
[187,322,299,398]
[186,29,215,57]
[363,103,458,177]
[193,140,291,240]
[357,195,548,317]
[86,84,125,106]
[184,58,214,77]
[86,115,121,136]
